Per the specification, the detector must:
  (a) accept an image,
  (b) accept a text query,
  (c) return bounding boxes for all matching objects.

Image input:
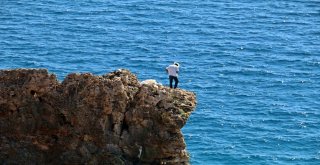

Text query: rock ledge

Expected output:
[0,69,196,165]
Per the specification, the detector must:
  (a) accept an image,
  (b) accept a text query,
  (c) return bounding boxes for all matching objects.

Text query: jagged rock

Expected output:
[0,69,196,165]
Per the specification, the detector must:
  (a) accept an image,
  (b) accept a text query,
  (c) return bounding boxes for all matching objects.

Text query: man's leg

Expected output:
[174,77,179,89]
[169,76,173,88]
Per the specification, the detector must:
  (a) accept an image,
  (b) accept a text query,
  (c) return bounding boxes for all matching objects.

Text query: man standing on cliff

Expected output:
[166,62,179,89]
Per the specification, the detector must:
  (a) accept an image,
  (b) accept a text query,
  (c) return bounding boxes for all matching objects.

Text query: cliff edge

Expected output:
[0,69,196,165]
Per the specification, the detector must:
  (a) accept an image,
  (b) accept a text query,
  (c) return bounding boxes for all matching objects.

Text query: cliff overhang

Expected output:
[0,69,196,165]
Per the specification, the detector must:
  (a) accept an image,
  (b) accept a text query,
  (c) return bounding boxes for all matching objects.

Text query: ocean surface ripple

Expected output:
[1,0,319,164]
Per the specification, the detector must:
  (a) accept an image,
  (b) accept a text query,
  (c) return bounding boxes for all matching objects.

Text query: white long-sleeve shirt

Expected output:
[166,65,179,77]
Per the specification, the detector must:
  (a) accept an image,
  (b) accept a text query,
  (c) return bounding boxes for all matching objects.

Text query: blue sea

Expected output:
[1,0,319,164]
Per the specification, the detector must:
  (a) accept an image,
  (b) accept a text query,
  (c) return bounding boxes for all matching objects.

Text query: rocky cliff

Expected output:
[0,69,196,165]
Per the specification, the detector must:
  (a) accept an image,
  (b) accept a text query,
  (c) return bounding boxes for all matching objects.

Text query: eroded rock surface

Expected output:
[0,69,196,165]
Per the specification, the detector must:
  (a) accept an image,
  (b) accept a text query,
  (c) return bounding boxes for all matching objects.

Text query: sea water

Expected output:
[1,0,319,164]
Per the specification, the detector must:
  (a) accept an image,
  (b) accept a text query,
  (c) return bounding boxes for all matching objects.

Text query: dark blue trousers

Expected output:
[169,75,179,88]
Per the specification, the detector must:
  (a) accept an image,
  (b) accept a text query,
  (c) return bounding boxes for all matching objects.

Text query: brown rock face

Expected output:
[0,69,196,165]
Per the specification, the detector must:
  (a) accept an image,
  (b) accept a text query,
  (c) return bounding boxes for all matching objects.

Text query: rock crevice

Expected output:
[0,69,196,165]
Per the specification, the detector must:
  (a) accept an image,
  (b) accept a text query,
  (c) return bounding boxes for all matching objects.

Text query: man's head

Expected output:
[174,62,180,67]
